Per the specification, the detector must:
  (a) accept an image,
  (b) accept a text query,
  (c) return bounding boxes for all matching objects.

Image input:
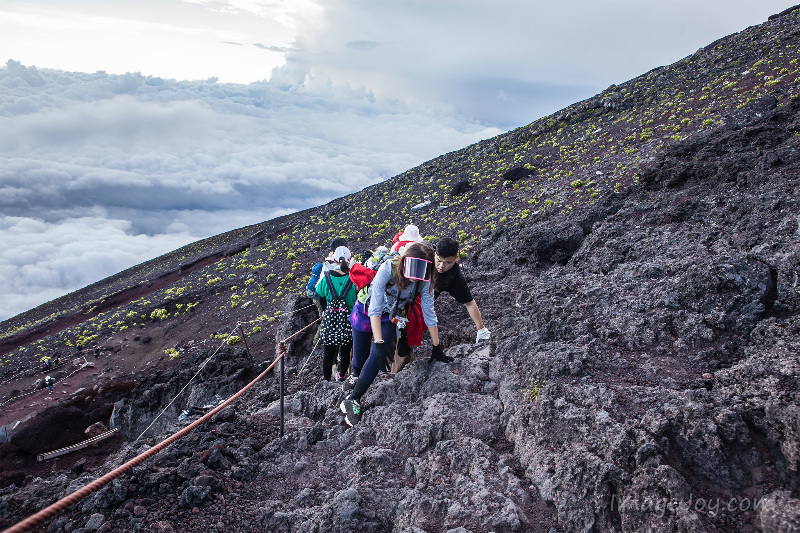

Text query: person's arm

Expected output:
[428,325,440,346]
[371,316,384,342]
[419,281,438,329]
[367,261,392,319]
[464,300,485,330]
[419,282,442,350]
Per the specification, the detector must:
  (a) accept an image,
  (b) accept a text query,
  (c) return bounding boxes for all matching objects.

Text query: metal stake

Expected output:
[238,324,256,370]
[279,343,285,437]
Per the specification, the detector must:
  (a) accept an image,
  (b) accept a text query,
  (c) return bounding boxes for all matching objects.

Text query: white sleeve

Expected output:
[368,261,393,318]
[419,281,437,327]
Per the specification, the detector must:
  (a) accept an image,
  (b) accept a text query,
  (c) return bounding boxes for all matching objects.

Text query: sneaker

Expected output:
[336,372,346,382]
[341,373,358,392]
[340,397,362,427]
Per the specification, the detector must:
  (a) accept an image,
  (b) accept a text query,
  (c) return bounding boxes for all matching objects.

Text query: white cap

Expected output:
[398,224,423,244]
[333,246,351,263]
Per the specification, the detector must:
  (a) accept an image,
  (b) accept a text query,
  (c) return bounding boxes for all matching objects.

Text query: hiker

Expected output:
[44,375,55,393]
[391,235,491,373]
[315,246,357,381]
[42,358,51,372]
[94,346,100,359]
[307,237,349,345]
[340,243,446,427]
[390,224,424,253]
[434,237,490,343]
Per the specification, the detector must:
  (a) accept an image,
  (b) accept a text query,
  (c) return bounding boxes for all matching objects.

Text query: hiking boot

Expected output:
[341,373,358,392]
[340,397,362,427]
[336,372,346,382]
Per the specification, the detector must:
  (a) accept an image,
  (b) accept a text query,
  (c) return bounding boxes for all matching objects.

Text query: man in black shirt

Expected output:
[434,237,490,343]
[390,236,491,372]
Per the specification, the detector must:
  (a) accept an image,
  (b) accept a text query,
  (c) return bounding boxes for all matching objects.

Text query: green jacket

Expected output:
[316,270,357,311]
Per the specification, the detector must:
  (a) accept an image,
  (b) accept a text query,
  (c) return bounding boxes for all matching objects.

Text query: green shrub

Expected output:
[150,308,169,321]
[528,379,547,401]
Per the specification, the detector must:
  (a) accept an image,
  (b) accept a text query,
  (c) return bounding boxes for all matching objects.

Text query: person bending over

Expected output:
[391,236,491,372]
[340,243,445,426]
[434,237,490,343]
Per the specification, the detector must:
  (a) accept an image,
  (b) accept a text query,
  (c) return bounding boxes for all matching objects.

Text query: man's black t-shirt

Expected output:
[434,263,473,304]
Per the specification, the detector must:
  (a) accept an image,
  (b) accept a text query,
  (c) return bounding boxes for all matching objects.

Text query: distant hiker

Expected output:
[94,346,100,359]
[316,246,357,381]
[44,375,55,393]
[307,237,349,345]
[434,237,490,343]
[75,343,82,355]
[341,243,445,427]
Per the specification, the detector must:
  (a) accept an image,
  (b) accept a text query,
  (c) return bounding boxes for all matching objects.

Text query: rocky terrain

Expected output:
[1,6,800,533]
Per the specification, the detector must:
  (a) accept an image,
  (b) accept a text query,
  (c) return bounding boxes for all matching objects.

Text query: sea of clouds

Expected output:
[0,59,502,320]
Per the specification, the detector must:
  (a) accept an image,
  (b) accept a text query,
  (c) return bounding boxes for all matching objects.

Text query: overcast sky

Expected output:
[0,0,795,321]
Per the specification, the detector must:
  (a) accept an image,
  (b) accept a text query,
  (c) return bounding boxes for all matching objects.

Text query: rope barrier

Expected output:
[133,311,320,443]
[2,347,291,533]
[0,356,77,388]
[1,300,316,390]
[296,335,322,378]
[2,300,322,533]
[132,323,241,444]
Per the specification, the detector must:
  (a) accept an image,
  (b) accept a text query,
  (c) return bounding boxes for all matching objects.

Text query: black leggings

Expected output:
[323,343,352,381]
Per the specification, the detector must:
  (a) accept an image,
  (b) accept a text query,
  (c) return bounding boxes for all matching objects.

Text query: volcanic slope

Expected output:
[2,6,800,533]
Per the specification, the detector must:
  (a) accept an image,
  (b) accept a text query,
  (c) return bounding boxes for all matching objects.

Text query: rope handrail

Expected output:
[2,348,289,533]
[38,429,120,462]
[0,355,81,388]
[132,322,241,443]
[133,313,320,443]
[2,300,322,532]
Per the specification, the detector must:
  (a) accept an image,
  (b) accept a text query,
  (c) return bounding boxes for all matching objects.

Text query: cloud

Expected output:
[0,215,196,320]
[0,59,501,320]
[345,40,382,51]
[271,0,794,126]
[254,43,295,52]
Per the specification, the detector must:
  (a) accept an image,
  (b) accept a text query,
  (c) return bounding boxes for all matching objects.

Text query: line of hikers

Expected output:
[305,225,490,426]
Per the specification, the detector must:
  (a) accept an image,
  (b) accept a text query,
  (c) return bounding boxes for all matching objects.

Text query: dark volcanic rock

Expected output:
[12,406,90,455]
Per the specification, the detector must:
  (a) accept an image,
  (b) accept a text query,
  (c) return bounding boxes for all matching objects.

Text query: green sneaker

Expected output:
[339,397,362,427]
